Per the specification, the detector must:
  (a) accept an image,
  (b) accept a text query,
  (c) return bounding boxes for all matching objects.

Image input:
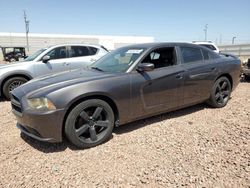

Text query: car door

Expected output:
[130,47,185,119]
[67,46,97,70]
[179,46,219,106]
[33,46,70,76]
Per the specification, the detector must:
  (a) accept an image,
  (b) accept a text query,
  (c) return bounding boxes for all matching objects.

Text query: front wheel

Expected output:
[207,77,232,108]
[3,77,28,100]
[65,99,115,148]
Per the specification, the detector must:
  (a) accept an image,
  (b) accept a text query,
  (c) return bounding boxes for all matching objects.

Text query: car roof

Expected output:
[47,43,103,49]
[192,41,216,45]
[121,42,206,49]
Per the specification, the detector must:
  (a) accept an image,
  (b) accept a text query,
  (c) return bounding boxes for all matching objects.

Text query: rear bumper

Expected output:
[14,108,65,143]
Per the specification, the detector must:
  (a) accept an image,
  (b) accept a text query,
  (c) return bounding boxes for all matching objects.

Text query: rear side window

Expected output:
[69,46,90,58]
[88,47,98,55]
[180,47,203,64]
[200,44,216,51]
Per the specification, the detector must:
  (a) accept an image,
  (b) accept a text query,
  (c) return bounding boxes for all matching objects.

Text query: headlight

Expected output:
[27,97,56,111]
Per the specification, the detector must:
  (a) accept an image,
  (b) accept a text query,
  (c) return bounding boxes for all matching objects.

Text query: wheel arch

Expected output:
[1,73,32,94]
[215,73,233,88]
[62,94,119,137]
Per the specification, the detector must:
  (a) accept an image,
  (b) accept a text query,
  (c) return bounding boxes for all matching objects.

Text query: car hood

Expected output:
[13,68,115,98]
[0,61,31,69]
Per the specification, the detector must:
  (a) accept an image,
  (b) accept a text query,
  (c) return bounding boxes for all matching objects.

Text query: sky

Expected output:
[0,0,250,44]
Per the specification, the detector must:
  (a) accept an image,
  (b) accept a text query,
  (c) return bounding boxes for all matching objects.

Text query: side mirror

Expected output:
[137,63,154,72]
[42,55,50,63]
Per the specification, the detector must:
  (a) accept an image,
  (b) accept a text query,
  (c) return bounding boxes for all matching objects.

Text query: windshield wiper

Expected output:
[90,66,104,72]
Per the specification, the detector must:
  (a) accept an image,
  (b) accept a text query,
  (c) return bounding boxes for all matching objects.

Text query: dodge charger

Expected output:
[11,43,241,148]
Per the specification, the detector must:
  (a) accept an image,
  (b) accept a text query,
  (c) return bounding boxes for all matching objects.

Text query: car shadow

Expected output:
[20,132,114,153]
[114,103,208,135]
[21,133,68,153]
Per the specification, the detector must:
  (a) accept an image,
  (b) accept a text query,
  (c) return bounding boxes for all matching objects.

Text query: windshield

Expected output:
[90,47,146,73]
[24,48,47,61]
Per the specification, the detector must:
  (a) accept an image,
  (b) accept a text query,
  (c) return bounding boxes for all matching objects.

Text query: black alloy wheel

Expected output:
[65,99,114,148]
[208,77,231,108]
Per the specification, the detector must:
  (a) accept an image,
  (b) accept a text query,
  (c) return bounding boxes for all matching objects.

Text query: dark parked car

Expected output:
[242,58,250,80]
[0,46,26,62]
[11,43,241,148]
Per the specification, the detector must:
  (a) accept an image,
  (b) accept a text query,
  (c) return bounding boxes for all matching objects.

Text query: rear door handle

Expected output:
[211,67,217,71]
[90,58,97,62]
[176,73,183,79]
[63,62,70,66]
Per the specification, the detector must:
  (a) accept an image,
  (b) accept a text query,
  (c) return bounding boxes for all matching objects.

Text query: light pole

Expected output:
[204,24,208,41]
[232,36,236,44]
[23,10,30,52]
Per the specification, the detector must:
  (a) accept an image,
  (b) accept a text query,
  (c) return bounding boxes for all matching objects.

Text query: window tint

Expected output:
[89,47,98,55]
[180,47,203,64]
[46,47,66,60]
[69,46,90,58]
[202,49,209,60]
[142,47,176,69]
[200,44,216,51]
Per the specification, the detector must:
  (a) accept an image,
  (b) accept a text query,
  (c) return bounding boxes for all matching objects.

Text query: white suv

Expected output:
[192,41,220,53]
[0,44,108,99]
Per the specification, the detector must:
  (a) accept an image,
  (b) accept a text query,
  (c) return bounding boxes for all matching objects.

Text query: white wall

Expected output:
[0,33,154,55]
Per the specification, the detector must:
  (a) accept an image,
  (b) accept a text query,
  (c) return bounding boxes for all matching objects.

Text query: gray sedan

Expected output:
[11,43,241,148]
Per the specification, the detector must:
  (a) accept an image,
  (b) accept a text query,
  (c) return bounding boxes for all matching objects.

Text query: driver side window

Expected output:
[46,47,67,60]
[142,47,177,69]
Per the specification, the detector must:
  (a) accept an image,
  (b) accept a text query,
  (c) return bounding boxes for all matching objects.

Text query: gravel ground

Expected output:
[0,83,249,187]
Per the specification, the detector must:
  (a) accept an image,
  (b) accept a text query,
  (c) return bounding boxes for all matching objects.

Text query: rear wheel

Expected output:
[3,77,28,100]
[65,99,114,148]
[207,77,231,108]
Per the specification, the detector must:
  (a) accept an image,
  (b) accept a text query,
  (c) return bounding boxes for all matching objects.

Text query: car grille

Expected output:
[11,94,23,116]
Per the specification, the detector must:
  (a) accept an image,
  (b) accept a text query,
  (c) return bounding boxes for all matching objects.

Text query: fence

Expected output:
[218,44,250,62]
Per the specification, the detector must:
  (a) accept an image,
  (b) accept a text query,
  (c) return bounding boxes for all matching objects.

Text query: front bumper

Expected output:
[11,95,65,143]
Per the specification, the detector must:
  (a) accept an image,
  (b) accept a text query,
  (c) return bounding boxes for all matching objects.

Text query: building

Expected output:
[0,32,154,55]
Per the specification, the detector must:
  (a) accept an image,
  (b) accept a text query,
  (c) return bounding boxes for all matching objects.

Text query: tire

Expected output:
[245,75,250,81]
[3,77,28,100]
[10,58,16,62]
[207,77,232,108]
[65,99,115,148]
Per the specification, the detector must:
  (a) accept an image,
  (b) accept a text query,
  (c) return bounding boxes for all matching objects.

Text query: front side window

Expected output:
[180,47,203,64]
[46,47,67,60]
[142,47,176,69]
[91,47,146,73]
